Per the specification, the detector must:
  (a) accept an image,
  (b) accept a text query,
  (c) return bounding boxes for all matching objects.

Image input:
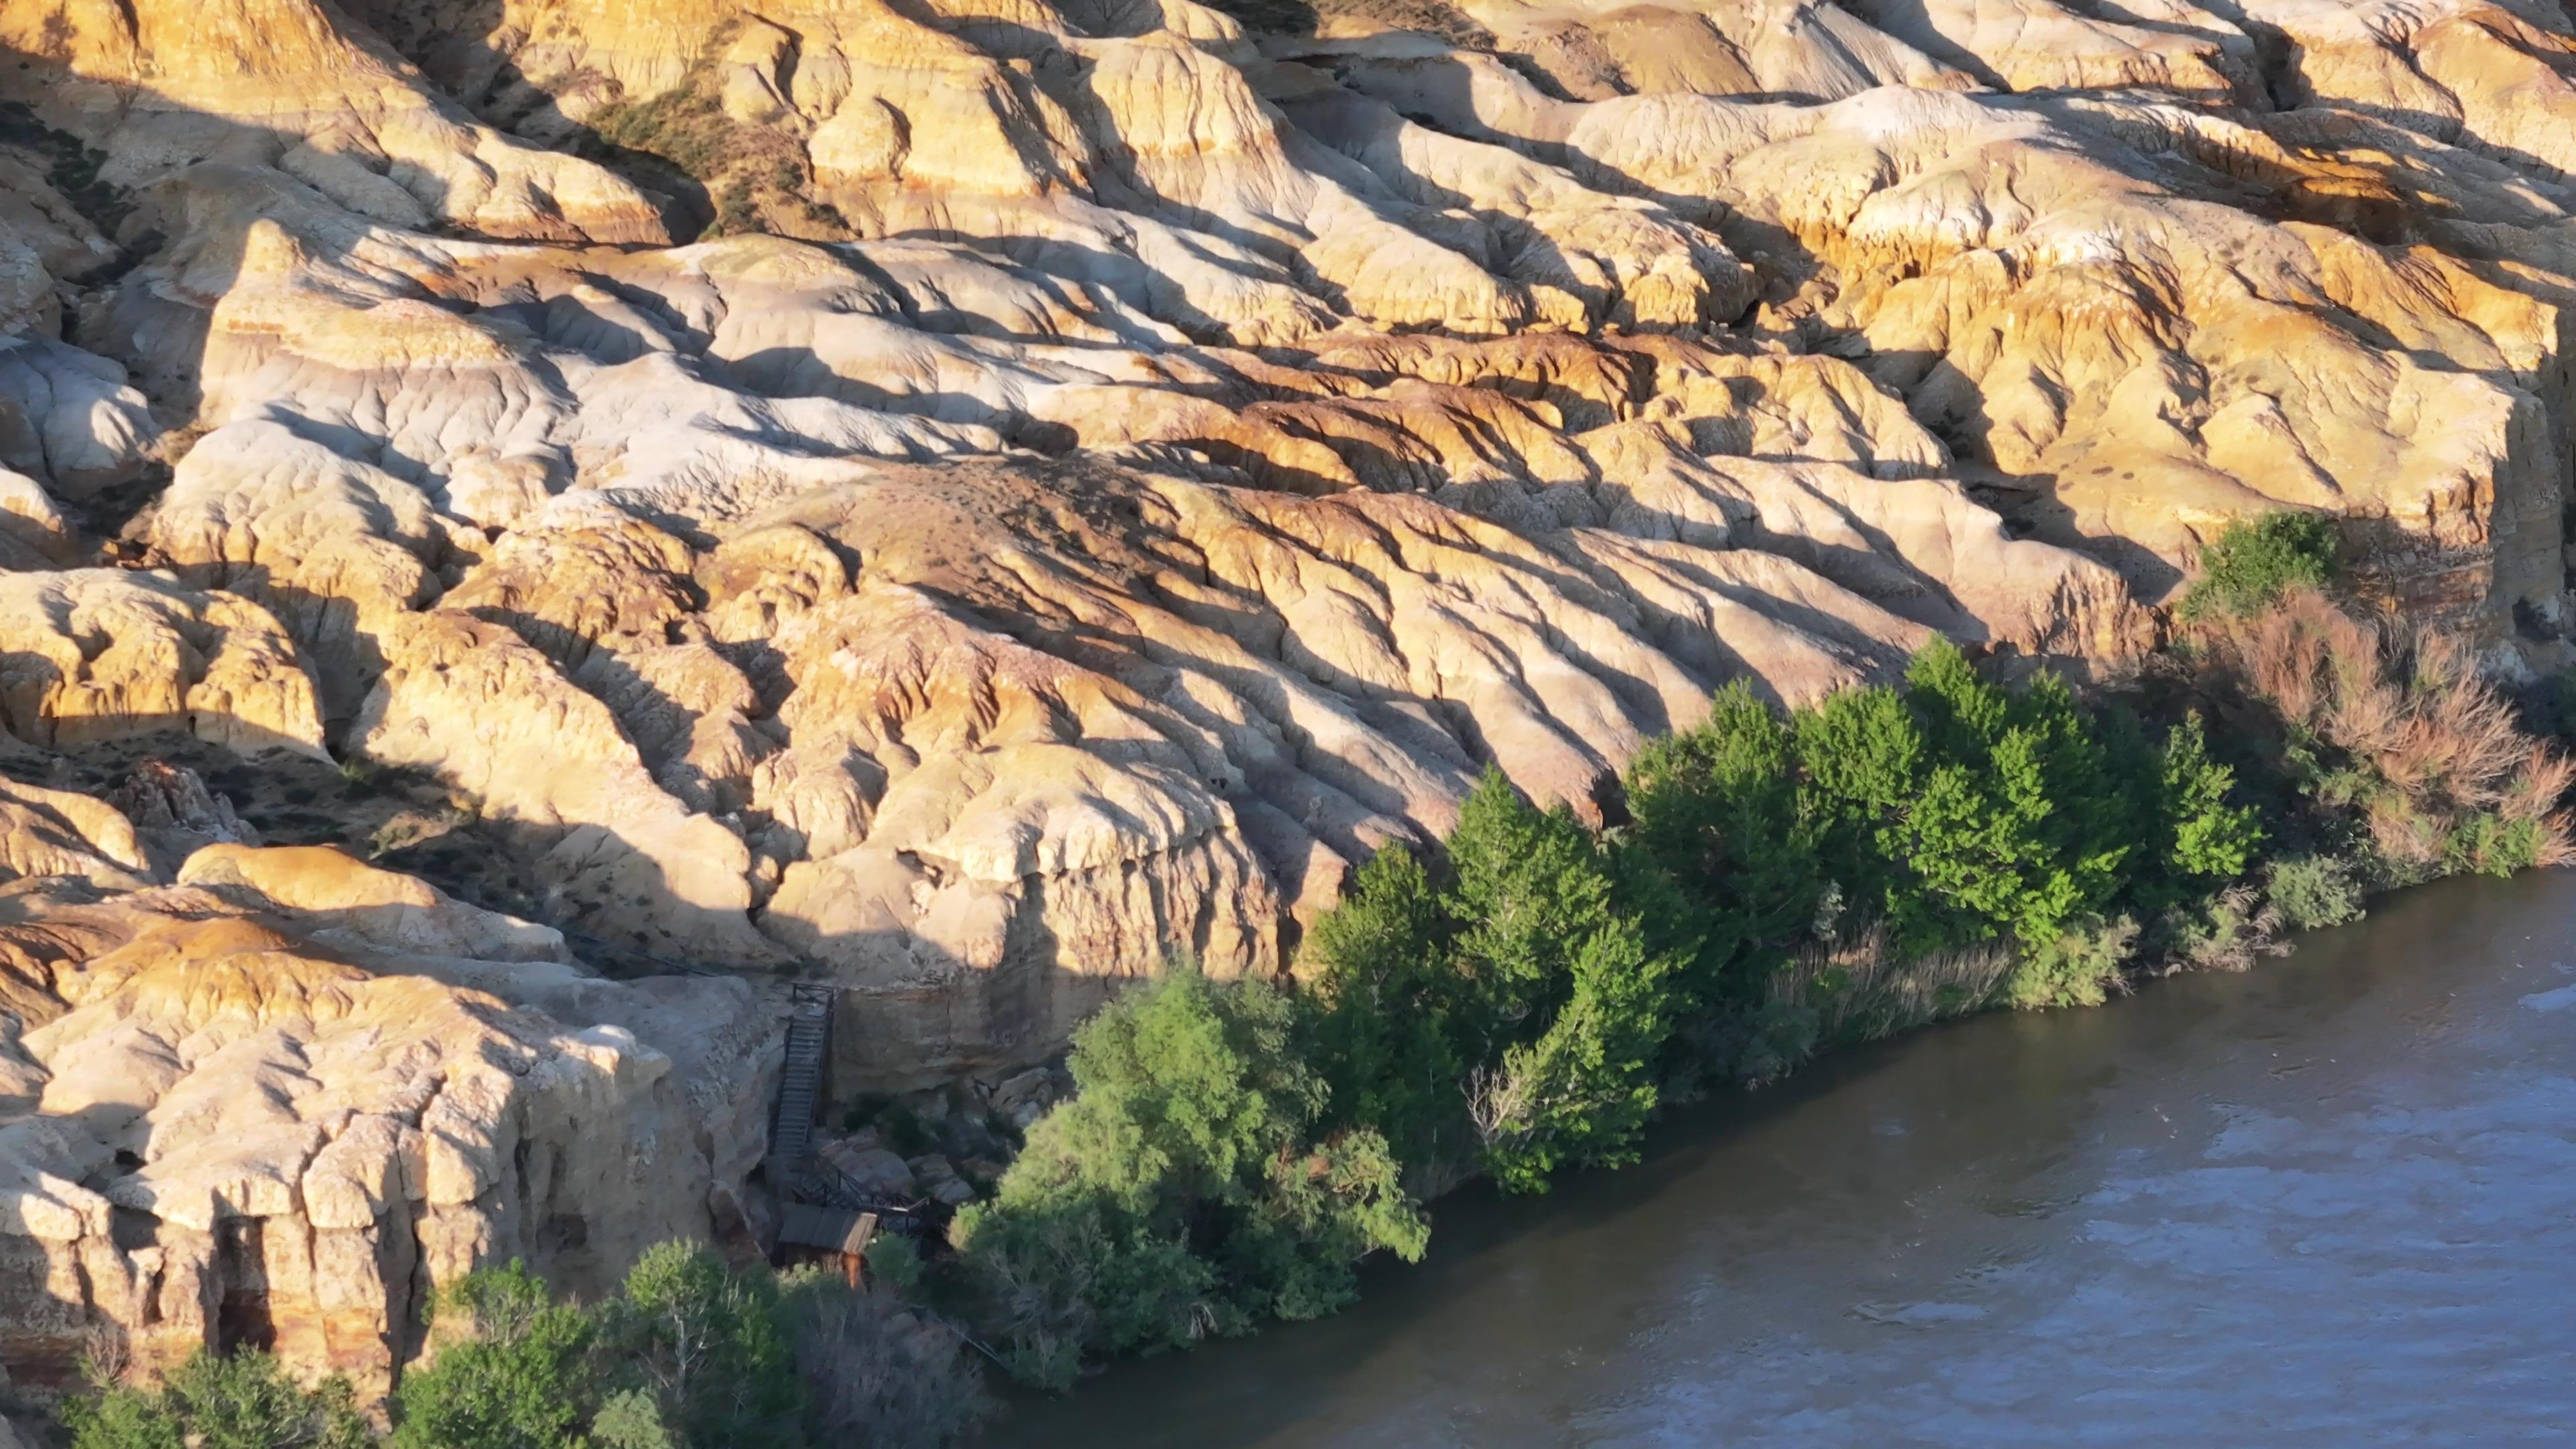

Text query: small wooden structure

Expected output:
[777,1204,879,1287]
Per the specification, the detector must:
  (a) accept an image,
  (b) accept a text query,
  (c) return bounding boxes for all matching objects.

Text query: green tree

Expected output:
[953,967,1427,1389]
[2159,713,2264,883]
[1882,645,2128,953]
[1623,681,1820,1020]
[66,1352,371,1449]
[1474,920,1674,1192]
[605,1242,803,1449]
[1443,770,1617,1053]
[390,1263,598,1449]
[1302,844,1466,1172]
[589,1391,676,1449]
[1792,682,1925,922]
[1444,770,1682,1189]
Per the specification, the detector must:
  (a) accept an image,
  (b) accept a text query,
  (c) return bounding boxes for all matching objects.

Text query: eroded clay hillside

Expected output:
[3,0,2576,1403]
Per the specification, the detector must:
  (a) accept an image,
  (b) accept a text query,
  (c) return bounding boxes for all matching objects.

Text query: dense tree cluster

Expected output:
[952,539,2575,1388]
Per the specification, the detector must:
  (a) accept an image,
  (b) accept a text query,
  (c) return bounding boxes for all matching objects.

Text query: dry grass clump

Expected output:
[2165,882,2290,974]
[2200,587,2574,877]
[1760,920,2014,1063]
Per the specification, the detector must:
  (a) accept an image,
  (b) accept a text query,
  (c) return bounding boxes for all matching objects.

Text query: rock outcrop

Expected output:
[0,840,777,1403]
[4,0,2576,1402]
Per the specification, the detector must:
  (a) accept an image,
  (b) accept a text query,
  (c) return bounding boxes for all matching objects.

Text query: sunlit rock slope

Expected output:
[3,0,2576,1385]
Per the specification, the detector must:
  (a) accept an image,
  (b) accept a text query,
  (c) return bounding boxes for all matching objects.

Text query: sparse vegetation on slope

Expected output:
[583,27,850,241]
[64,1248,989,1449]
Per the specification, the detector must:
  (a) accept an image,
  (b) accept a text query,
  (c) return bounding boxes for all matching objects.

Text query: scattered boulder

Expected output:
[908,1153,976,1208]
[819,1136,920,1201]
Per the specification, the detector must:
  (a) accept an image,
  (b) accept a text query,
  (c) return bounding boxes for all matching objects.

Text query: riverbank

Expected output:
[985,866,2576,1446]
[931,568,2575,1389]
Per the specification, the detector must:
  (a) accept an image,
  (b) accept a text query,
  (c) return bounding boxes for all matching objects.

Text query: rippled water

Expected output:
[989,871,2576,1447]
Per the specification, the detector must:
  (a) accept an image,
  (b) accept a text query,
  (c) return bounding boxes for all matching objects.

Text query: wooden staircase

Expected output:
[770,982,835,1177]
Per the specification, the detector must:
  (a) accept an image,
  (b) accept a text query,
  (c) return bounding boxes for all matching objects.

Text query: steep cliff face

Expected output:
[0,839,777,1403]
[3,0,2576,1395]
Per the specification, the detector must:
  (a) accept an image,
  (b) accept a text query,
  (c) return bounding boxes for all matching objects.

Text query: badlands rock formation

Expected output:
[3,0,2576,1399]
[0,830,777,1400]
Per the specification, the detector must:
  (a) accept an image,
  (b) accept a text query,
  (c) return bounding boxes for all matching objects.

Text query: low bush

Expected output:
[1752,922,2013,1075]
[2180,511,2339,621]
[2164,883,2288,973]
[2264,854,2366,931]
[2198,588,2574,877]
[65,1350,371,1449]
[2002,914,2140,1008]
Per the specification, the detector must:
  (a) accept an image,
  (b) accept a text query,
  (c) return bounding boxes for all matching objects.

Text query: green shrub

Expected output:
[863,1234,926,1298]
[2265,854,2366,931]
[2158,714,2266,881]
[2165,883,2286,973]
[2443,810,2551,877]
[390,1263,598,1449]
[590,1391,676,1449]
[65,1352,370,1449]
[952,966,1427,1388]
[2002,914,2139,1008]
[61,1376,181,1449]
[2180,511,2339,621]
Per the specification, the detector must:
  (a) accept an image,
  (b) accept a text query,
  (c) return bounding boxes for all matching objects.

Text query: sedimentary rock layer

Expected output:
[3,0,2576,1393]
[0,836,776,1401]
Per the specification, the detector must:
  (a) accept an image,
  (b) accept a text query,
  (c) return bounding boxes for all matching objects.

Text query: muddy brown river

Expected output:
[988,871,2576,1446]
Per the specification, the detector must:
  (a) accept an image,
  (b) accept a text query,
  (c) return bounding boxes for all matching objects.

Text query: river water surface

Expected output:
[990,871,2576,1447]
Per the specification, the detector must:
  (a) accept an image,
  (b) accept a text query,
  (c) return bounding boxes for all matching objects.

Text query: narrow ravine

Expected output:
[988,870,2576,1447]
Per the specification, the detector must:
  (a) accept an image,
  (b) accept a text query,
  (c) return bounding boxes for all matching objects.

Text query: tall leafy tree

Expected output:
[1623,682,1820,1016]
[1444,769,1682,1190]
[1303,844,1466,1172]
[1444,769,1617,1053]
[606,1242,804,1449]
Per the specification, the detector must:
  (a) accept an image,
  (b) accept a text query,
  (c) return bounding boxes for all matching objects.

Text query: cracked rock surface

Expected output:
[5,0,2576,1398]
